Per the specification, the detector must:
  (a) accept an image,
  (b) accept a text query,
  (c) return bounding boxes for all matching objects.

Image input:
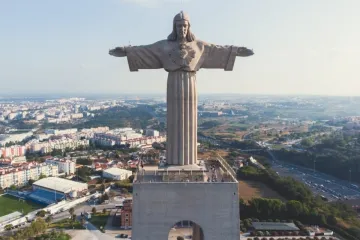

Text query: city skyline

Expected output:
[1,0,360,96]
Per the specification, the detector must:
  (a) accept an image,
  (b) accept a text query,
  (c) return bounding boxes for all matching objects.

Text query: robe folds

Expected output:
[125,40,238,165]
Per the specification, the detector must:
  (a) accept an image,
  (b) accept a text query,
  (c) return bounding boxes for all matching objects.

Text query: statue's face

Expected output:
[176,20,189,40]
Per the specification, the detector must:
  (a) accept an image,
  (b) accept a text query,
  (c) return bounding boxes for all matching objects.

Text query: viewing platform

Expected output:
[133,155,238,183]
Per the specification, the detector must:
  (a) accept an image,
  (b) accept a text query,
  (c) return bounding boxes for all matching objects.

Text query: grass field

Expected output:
[0,195,41,217]
[238,180,286,202]
[89,211,110,230]
[50,218,85,230]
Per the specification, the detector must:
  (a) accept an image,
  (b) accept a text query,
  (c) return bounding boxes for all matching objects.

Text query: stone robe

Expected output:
[125,40,239,165]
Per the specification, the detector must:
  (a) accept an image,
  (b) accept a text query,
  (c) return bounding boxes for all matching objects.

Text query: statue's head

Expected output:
[168,11,195,42]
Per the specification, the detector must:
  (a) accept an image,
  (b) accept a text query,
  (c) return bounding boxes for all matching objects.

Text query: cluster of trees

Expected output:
[115,178,133,193]
[237,166,360,240]
[229,140,260,150]
[33,230,71,240]
[200,120,221,129]
[238,166,312,203]
[240,198,327,227]
[77,166,94,182]
[76,157,92,166]
[98,192,110,204]
[75,106,154,130]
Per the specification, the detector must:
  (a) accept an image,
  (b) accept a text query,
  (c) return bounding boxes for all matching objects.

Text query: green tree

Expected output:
[39,173,47,179]
[4,224,13,231]
[69,207,75,216]
[30,218,46,235]
[45,215,53,225]
[286,200,304,218]
[300,138,313,147]
[28,179,35,186]
[92,207,97,214]
[36,210,46,217]
[103,193,109,201]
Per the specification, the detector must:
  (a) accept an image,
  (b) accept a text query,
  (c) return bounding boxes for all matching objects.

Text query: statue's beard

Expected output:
[177,32,186,41]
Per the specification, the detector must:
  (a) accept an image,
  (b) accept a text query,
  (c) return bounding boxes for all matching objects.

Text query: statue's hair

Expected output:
[167,21,196,42]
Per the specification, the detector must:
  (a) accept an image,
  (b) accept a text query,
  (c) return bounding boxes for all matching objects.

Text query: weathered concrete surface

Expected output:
[132,182,240,240]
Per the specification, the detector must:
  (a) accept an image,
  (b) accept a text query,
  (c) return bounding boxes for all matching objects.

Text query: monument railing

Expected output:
[215,153,238,182]
[133,168,235,183]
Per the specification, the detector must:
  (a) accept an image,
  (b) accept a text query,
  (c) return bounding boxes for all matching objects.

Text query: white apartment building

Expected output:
[70,113,83,119]
[92,128,144,146]
[45,158,75,175]
[27,138,89,153]
[80,127,109,133]
[44,129,78,135]
[0,163,58,189]
[92,134,166,148]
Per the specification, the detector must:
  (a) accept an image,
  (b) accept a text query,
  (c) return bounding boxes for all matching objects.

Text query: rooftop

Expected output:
[103,167,132,175]
[33,177,87,193]
[252,222,300,231]
[0,211,22,224]
[305,226,334,234]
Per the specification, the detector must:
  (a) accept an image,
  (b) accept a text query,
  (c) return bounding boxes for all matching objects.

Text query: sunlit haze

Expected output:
[1,0,360,96]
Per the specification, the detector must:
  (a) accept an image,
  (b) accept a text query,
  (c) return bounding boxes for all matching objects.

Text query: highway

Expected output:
[267,150,360,201]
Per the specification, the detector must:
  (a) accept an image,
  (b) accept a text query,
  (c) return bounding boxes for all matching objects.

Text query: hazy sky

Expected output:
[1,0,360,96]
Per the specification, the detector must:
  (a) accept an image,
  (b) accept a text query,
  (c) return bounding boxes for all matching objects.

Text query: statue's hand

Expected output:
[237,47,254,57]
[109,47,126,57]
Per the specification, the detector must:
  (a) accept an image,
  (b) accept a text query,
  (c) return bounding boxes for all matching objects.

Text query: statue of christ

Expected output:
[109,11,254,166]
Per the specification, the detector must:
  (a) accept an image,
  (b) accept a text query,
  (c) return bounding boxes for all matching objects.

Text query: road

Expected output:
[267,150,360,201]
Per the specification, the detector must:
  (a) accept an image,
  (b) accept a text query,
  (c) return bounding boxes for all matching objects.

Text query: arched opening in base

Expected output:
[168,220,204,240]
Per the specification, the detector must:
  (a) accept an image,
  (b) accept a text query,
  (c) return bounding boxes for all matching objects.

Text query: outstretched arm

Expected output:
[201,44,254,71]
[109,47,126,57]
[237,47,254,57]
[108,42,163,71]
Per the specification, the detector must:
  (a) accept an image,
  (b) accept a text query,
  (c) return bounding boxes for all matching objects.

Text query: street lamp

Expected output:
[349,169,352,183]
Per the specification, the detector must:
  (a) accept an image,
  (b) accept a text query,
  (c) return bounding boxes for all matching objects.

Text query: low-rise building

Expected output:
[32,177,88,194]
[305,226,334,236]
[103,167,132,180]
[120,199,132,228]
